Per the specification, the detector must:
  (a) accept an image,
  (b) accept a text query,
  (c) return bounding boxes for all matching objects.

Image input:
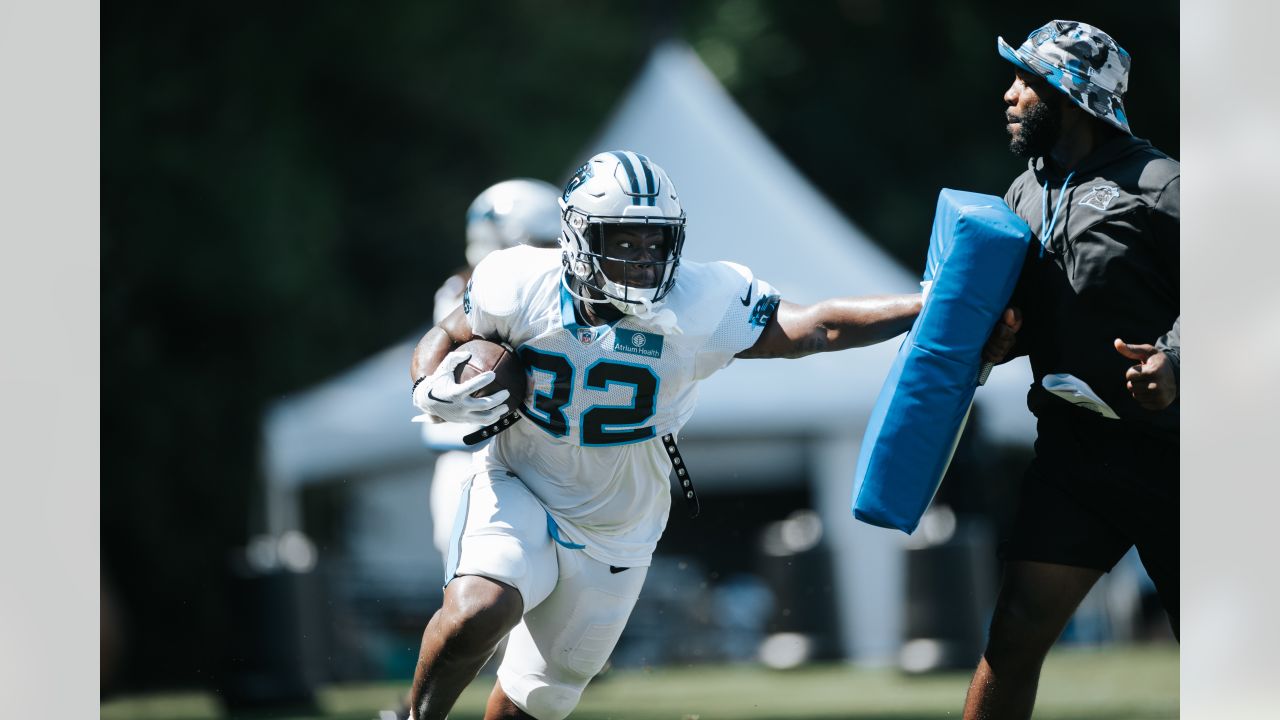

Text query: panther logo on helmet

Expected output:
[558,150,686,316]
[562,162,594,203]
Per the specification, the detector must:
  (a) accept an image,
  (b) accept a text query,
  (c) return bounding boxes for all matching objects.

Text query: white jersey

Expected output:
[463,245,780,566]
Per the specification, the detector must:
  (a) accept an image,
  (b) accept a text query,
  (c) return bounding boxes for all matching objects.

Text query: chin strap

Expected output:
[560,269,612,304]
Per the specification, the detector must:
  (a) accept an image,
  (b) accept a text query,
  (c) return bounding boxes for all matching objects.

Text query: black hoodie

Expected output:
[1004,134,1179,440]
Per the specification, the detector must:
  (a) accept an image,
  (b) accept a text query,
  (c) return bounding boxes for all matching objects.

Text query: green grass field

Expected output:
[102,644,1177,720]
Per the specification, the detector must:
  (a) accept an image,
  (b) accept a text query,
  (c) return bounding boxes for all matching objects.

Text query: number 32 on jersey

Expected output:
[518,347,658,447]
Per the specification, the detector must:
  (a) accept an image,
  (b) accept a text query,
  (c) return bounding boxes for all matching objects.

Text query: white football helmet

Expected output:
[559,150,686,314]
[465,179,562,267]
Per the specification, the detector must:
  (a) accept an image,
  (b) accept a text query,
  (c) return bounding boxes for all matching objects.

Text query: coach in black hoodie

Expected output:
[965,20,1179,720]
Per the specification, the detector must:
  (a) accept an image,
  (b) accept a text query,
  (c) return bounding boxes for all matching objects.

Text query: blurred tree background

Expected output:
[102,0,1178,690]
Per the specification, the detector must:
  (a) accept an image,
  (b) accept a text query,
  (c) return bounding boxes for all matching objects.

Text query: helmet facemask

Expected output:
[563,211,685,314]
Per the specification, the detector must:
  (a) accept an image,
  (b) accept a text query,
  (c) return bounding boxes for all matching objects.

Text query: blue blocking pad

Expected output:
[851,189,1031,533]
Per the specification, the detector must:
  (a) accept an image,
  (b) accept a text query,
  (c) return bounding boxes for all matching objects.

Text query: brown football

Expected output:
[453,338,527,410]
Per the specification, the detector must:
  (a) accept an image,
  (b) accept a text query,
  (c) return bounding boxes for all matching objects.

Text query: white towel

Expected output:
[1041,373,1120,420]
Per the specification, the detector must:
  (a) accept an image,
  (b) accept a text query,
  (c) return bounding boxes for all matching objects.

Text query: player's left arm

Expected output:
[410,305,477,382]
[409,305,510,425]
[736,294,922,360]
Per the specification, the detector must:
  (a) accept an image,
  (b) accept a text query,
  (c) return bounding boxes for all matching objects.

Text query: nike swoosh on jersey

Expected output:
[609,565,630,574]
[739,283,753,306]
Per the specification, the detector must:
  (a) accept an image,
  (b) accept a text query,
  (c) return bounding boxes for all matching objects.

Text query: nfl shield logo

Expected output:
[577,328,595,345]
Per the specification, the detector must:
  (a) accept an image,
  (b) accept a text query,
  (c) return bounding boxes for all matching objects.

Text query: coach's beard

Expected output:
[1007,98,1061,158]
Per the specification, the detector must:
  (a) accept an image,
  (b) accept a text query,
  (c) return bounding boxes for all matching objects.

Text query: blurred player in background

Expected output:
[420,179,562,557]
[966,20,1179,720]
[406,150,924,720]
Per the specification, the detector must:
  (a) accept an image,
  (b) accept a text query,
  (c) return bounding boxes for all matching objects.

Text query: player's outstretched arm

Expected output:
[410,305,477,381]
[736,294,922,360]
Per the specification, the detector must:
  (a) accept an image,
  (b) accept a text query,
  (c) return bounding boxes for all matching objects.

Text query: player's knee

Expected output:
[439,578,523,654]
[520,684,582,720]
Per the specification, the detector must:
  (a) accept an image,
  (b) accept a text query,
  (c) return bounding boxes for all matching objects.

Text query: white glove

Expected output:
[412,350,511,425]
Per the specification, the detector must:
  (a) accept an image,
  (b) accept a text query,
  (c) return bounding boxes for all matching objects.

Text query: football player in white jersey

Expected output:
[406,151,922,720]
[422,179,563,556]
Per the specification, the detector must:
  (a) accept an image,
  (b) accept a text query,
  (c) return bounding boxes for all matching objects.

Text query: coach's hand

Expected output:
[412,350,511,425]
[982,307,1022,364]
[1114,339,1177,411]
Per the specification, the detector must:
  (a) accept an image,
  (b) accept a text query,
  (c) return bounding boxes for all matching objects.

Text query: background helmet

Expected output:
[465,178,562,267]
[559,150,686,312]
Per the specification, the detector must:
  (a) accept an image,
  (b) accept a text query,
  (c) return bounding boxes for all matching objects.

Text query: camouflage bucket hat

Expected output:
[998,20,1132,134]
